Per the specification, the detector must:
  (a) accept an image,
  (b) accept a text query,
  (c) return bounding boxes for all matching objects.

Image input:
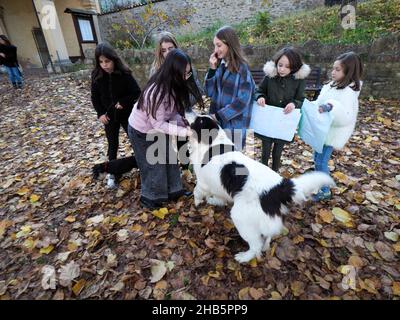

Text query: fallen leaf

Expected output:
[59,261,80,287]
[40,245,54,255]
[41,265,57,290]
[332,207,354,228]
[384,232,399,242]
[72,279,86,296]
[319,209,334,223]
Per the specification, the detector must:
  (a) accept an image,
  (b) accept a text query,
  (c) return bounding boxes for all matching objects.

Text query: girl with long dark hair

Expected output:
[91,43,141,188]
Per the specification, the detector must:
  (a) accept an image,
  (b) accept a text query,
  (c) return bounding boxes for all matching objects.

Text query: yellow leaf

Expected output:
[0,220,13,238]
[29,194,40,203]
[238,287,250,300]
[23,237,37,250]
[293,235,304,244]
[131,224,142,232]
[188,240,198,248]
[152,207,169,219]
[208,271,220,278]
[249,258,257,267]
[68,241,78,252]
[353,192,365,204]
[201,275,210,286]
[319,209,334,223]
[223,220,235,231]
[270,291,282,300]
[392,282,400,296]
[291,281,305,297]
[16,225,31,238]
[40,245,54,255]
[281,226,289,236]
[64,216,76,223]
[235,270,243,282]
[16,187,30,196]
[72,279,86,296]
[393,242,400,252]
[317,238,330,247]
[332,171,349,184]
[332,207,354,228]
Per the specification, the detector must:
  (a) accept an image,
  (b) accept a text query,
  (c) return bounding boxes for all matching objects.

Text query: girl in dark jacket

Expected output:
[255,47,310,171]
[91,43,141,188]
[0,35,23,89]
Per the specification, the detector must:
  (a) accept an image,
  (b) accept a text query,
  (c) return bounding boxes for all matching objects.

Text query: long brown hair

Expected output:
[151,32,179,74]
[91,43,131,82]
[138,49,204,119]
[273,46,304,75]
[215,26,248,73]
[331,52,363,91]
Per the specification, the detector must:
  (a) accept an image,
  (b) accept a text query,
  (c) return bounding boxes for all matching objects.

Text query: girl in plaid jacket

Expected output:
[205,26,255,150]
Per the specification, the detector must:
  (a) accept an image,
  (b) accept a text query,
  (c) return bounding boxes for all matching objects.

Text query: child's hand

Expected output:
[318,103,333,113]
[257,97,266,107]
[115,102,123,110]
[99,114,110,125]
[209,52,218,70]
[283,103,295,114]
[186,128,193,137]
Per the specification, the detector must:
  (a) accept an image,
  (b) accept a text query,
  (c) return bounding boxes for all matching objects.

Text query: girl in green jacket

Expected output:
[255,47,310,171]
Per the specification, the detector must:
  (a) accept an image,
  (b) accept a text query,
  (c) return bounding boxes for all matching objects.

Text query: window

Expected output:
[77,17,94,42]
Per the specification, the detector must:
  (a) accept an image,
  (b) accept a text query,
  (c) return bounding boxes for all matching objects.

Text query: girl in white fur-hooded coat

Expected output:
[255,47,311,172]
[312,51,363,201]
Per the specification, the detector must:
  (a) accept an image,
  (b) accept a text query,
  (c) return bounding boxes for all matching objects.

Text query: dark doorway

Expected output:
[32,27,51,68]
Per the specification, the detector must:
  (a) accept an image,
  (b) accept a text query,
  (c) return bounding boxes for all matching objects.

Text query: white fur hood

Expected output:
[263,60,311,80]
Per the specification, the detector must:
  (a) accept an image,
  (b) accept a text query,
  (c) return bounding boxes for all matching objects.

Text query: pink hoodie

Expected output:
[128,85,189,137]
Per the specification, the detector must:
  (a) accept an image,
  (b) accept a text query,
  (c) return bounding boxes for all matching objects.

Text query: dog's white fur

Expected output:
[189,115,335,263]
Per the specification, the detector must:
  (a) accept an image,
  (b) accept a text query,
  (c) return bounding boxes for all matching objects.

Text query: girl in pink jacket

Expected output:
[129,49,204,209]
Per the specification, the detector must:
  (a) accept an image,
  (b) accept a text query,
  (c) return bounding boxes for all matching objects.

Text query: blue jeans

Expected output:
[6,66,23,87]
[314,145,333,193]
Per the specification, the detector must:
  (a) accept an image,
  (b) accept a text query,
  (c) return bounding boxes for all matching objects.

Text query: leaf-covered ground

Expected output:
[0,75,399,300]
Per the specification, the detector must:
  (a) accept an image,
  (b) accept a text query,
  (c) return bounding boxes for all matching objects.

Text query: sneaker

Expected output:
[312,190,332,202]
[106,174,117,189]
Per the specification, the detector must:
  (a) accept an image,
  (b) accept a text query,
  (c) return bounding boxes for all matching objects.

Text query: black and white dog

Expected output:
[189,115,335,263]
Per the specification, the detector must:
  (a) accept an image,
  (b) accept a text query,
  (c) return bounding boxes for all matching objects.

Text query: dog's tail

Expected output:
[291,171,335,203]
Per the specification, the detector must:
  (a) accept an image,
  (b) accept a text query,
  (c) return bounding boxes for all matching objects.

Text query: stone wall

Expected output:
[98,0,324,42]
[84,34,400,99]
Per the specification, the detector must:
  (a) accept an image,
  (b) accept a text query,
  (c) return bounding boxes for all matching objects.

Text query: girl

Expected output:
[91,43,141,188]
[150,31,204,113]
[312,51,363,201]
[255,46,310,171]
[129,49,204,209]
[0,35,23,89]
[205,26,255,150]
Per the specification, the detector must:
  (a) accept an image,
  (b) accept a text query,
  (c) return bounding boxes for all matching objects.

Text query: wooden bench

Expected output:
[251,67,323,101]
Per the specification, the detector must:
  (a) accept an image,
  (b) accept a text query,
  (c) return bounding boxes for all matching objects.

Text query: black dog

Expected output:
[92,156,138,179]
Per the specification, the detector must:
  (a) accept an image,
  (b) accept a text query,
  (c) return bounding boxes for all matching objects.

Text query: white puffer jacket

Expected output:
[315,81,362,150]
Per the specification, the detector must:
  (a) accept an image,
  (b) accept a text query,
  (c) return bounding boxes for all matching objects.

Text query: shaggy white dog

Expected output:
[189,115,335,263]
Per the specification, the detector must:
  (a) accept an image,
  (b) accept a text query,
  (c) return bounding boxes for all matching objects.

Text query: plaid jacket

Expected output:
[205,62,255,131]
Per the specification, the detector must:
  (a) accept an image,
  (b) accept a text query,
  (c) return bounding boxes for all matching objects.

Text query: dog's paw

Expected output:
[206,196,226,207]
[194,197,203,207]
[235,250,256,263]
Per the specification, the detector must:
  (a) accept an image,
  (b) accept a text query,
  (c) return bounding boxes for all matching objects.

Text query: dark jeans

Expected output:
[104,117,128,161]
[256,133,287,172]
[128,125,183,203]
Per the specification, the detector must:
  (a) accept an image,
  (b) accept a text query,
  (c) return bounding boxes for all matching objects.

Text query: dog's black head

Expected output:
[190,115,220,145]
